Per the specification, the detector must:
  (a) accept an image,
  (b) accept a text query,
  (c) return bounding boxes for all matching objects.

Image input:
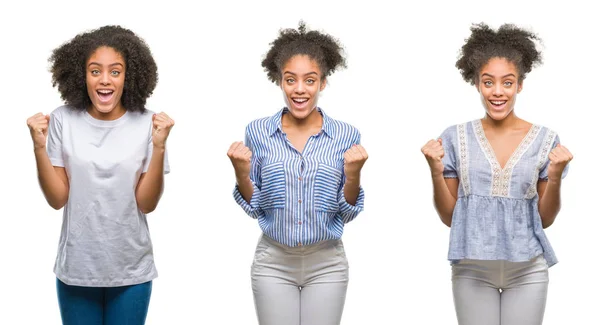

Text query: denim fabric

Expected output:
[56,278,152,325]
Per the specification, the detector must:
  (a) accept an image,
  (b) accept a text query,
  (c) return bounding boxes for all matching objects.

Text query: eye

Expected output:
[306,79,315,85]
[111,70,121,76]
[484,81,493,87]
[286,78,295,84]
[503,81,513,87]
[91,69,100,75]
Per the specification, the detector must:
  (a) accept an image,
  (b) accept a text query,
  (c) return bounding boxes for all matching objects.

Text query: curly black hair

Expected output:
[456,23,542,85]
[261,21,346,84]
[49,25,157,112]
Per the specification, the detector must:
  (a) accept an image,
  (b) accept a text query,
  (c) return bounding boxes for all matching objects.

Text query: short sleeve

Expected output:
[539,134,569,181]
[439,126,458,179]
[47,109,64,167]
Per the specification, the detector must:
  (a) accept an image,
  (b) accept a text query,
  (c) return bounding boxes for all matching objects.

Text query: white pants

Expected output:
[251,234,349,325]
[452,255,549,325]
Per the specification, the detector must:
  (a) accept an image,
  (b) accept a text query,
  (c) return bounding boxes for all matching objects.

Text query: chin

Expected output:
[485,110,511,121]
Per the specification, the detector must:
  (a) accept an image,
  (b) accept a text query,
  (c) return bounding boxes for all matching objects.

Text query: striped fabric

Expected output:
[234,108,365,247]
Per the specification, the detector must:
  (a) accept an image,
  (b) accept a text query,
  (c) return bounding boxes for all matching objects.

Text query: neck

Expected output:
[88,104,126,121]
[282,107,322,131]
[482,110,521,130]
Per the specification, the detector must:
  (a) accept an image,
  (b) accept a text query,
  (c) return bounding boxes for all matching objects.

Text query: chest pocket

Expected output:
[314,163,343,213]
[259,161,286,209]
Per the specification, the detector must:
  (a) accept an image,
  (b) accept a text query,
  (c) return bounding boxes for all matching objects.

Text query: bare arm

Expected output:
[27,113,69,210]
[135,112,174,214]
[422,138,457,227]
[432,176,458,227]
[135,146,165,214]
[537,180,560,228]
[34,148,69,210]
[537,143,573,228]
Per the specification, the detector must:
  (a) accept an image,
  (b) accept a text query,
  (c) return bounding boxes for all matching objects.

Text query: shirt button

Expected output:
[298,199,302,203]
[298,221,302,225]
[298,177,302,181]
[298,242,302,246]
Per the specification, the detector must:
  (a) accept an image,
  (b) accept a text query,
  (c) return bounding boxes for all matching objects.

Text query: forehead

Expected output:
[479,57,519,77]
[87,46,125,64]
[282,55,321,74]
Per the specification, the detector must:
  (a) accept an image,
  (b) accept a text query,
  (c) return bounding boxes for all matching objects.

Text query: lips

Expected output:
[97,89,114,103]
[489,99,507,111]
[291,97,309,109]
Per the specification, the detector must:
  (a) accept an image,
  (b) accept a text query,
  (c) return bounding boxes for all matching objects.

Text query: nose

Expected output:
[294,81,305,94]
[492,83,503,96]
[100,71,111,86]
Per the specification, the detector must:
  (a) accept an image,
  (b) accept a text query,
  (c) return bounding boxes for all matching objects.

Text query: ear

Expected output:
[320,78,327,91]
[517,81,523,93]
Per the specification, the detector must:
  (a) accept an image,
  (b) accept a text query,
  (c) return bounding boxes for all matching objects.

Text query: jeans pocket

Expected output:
[314,163,342,213]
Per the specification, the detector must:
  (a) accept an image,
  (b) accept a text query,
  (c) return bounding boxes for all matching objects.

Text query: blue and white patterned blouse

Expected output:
[441,119,568,267]
[234,108,365,247]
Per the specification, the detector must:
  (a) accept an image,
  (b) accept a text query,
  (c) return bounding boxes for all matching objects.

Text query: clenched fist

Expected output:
[547,144,573,181]
[421,138,445,176]
[227,141,252,179]
[344,144,368,179]
[152,112,175,149]
[26,113,51,149]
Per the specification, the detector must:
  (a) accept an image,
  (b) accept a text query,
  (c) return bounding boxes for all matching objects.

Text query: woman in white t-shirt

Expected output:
[26,25,173,325]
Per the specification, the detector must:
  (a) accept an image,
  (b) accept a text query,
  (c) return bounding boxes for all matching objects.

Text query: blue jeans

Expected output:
[56,278,152,325]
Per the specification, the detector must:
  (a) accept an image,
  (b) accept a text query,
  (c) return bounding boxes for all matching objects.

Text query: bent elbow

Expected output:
[48,197,67,210]
[138,204,156,214]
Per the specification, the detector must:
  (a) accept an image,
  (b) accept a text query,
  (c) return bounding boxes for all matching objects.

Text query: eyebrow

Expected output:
[283,71,319,77]
[88,62,125,68]
[481,73,517,79]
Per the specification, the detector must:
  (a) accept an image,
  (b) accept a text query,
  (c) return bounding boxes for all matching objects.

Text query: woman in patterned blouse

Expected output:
[421,23,572,325]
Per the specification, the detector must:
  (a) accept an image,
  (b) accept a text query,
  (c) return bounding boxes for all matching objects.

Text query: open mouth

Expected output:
[489,100,507,110]
[97,89,114,103]
[291,97,309,108]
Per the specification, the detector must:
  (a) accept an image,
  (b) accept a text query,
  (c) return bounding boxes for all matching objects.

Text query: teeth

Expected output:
[293,98,308,102]
[98,90,113,94]
[491,101,506,105]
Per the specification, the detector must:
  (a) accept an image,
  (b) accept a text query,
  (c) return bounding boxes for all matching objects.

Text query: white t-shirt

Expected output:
[47,105,169,287]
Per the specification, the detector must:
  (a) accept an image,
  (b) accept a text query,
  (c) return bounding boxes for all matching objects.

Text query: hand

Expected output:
[227,141,252,179]
[421,138,445,176]
[344,144,368,179]
[547,144,573,181]
[26,113,50,149]
[152,112,175,149]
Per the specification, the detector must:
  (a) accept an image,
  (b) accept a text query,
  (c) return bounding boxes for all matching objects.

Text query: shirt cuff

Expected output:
[339,185,365,223]
[233,181,261,218]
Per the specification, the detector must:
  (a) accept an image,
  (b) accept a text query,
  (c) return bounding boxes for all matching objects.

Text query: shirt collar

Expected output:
[268,107,334,138]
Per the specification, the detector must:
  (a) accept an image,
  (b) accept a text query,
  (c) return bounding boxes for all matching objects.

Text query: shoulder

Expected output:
[49,105,84,125]
[325,114,361,139]
[245,115,272,139]
[127,108,154,124]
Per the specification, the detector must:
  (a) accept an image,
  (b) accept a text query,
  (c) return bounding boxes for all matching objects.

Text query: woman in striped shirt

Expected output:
[227,22,368,325]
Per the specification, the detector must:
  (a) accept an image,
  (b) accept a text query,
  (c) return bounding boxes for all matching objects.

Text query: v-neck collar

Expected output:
[472,119,540,171]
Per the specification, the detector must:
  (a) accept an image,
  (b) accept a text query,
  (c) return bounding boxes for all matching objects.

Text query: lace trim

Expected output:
[472,120,541,197]
[526,129,556,199]
[457,123,470,195]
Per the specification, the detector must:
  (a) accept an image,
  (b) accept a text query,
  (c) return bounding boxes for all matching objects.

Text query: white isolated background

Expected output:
[1,0,597,324]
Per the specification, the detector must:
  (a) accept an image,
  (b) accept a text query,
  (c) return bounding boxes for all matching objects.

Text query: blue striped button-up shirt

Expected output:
[234,107,365,247]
